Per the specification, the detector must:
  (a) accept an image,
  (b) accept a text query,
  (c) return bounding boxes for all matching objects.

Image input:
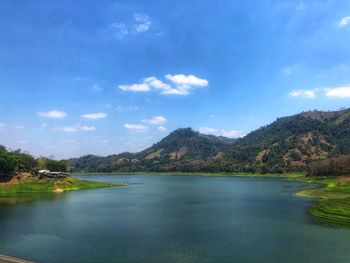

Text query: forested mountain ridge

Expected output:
[68,108,350,174]
[136,128,234,160]
[69,128,234,172]
[222,108,350,173]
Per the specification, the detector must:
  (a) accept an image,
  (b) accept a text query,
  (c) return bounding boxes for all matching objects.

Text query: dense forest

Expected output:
[0,145,67,179]
[69,108,350,176]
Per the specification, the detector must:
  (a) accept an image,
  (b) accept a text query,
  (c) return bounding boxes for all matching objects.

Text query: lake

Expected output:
[1,174,350,262]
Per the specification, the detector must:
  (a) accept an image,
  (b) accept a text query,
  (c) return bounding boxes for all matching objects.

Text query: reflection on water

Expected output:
[0,193,63,206]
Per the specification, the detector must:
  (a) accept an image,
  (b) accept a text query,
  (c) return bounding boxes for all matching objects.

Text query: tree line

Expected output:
[308,155,350,177]
[0,145,67,179]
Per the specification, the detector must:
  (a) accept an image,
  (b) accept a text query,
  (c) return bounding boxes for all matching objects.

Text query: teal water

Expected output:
[0,174,350,262]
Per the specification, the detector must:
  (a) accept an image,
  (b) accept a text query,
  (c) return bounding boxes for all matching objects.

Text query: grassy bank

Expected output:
[0,177,125,195]
[297,177,350,228]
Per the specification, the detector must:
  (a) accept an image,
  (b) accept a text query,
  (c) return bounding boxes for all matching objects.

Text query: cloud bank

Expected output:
[199,126,246,138]
[118,74,208,95]
[124,123,148,132]
[38,110,67,118]
[53,125,96,133]
[125,115,167,133]
[81,112,107,120]
[339,16,350,27]
[142,116,167,125]
[289,89,317,99]
[324,86,350,98]
[110,13,151,37]
[290,86,350,99]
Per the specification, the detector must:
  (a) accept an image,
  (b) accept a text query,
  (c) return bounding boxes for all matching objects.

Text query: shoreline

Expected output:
[295,177,350,228]
[0,177,126,195]
[75,172,350,228]
[2,172,349,228]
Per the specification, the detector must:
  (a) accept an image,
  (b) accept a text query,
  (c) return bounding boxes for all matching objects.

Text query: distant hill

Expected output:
[223,108,350,173]
[136,128,234,160]
[69,108,350,174]
[69,128,234,172]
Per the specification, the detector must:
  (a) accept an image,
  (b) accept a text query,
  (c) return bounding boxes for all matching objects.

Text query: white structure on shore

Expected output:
[38,170,68,178]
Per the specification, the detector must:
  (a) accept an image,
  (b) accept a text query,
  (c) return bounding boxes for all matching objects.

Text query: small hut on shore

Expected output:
[38,170,68,178]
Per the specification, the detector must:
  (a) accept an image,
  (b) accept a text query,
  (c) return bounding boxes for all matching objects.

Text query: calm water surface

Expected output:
[0,174,350,262]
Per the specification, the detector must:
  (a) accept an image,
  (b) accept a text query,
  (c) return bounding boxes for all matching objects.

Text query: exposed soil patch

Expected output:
[0,172,32,185]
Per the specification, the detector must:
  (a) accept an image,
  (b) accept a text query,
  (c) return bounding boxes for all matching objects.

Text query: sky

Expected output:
[1,0,350,159]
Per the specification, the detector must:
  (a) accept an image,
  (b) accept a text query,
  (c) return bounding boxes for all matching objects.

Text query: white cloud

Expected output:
[124,123,148,132]
[0,123,5,129]
[144,76,189,95]
[220,130,247,138]
[53,125,95,133]
[161,87,189,95]
[144,77,171,90]
[158,126,166,131]
[289,85,350,99]
[118,74,208,95]
[339,16,350,27]
[38,110,67,118]
[142,115,167,125]
[81,112,107,120]
[110,13,151,37]
[165,74,208,87]
[118,83,150,92]
[199,127,217,134]
[80,126,96,131]
[324,86,350,98]
[133,13,151,33]
[199,126,246,138]
[289,89,317,99]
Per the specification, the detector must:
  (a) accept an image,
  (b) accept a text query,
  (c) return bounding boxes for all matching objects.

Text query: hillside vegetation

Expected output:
[69,108,350,175]
[223,109,350,173]
[69,128,235,172]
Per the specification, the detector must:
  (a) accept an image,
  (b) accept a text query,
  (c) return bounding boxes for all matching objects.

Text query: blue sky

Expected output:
[1,0,350,158]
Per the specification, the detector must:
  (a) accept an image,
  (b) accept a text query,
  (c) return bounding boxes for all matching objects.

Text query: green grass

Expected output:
[297,177,350,228]
[309,198,350,227]
[0,177,125,195]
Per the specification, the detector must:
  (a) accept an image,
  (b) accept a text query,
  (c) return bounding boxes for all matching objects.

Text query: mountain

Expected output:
[222,108,350,173]
[69,108,350,174]
[136,128,234,160]
[69,128,234,172]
